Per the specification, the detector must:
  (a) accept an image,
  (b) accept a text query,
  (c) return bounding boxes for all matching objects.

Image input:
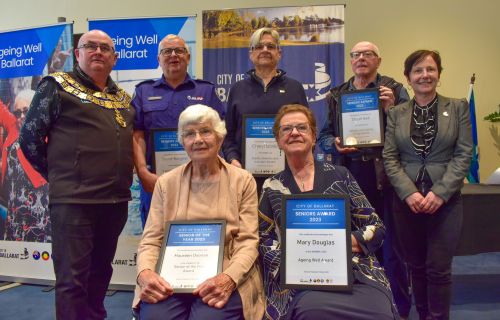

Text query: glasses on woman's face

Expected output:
[279,123,310,136]
[251,42,278,51]
[181,127,214,140]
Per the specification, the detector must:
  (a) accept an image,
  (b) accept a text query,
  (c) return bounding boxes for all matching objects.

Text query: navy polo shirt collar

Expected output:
[347,73,382,91]
[152,74,195,89]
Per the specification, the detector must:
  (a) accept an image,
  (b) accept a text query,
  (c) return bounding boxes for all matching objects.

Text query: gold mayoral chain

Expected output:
[50,72,132,128]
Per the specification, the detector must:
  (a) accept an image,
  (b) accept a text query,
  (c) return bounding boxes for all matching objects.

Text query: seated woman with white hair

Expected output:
[133,104,264,320]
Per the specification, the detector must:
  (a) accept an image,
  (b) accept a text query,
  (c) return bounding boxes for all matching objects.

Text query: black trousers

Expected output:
[346,158,412,317]
[50,202,128,320]
[287,284,395,320]
[383,189,411,317]
[392,193,463,320]
[344,158,382,213]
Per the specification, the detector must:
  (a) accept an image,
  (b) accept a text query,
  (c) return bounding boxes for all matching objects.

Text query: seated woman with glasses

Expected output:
[133,104,264,320]
[259,104,397,320]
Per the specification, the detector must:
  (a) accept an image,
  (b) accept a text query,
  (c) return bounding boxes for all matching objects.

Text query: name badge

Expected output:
[147,96,163,101]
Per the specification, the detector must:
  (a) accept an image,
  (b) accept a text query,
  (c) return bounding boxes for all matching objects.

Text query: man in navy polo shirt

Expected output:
[132,34,224,226]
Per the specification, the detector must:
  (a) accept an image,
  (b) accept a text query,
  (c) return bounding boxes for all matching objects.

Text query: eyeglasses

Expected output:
[349,50,378,60]
[78,42,114,53]
[279,123,310,135]
[13,108,28,118]
[160,47,187,56]
[252,42,278,51]
[181,127,214,140]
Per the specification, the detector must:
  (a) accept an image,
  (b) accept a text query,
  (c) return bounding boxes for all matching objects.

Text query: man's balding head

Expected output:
[349,41,382,79]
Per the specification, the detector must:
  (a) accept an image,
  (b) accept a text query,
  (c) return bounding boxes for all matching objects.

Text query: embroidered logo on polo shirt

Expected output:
[187,95,204,101]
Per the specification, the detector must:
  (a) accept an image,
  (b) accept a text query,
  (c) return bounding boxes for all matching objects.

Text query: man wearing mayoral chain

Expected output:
[19,29,134,320]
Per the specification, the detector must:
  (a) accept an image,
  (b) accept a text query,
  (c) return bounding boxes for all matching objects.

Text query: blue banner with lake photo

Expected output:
[202,5,345,128]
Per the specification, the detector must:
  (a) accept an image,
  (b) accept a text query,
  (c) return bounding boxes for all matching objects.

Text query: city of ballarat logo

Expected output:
[112,253,137,267]
[20,248,29,259]
[303,62,332,103]
[0,248,21,259]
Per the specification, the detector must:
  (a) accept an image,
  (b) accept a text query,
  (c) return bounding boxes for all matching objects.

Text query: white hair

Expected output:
[158,34,190,56]
[177,104,226,145]
[14,89,35,106]
[249,28,280,50]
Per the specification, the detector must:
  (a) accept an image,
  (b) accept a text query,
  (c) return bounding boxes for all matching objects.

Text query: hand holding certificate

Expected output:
[156,220,226,293]
[193,273,236,308]
[339,88,384,148]
[137,269,173,304]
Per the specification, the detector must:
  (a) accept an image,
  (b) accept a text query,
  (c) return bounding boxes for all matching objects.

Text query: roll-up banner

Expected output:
[0,23,73,284]
[88,16,196,288]
[202,5,345,132]
[89,16,196,93]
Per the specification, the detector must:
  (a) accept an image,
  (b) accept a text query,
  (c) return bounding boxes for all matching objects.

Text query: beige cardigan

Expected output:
[133,157,264,320]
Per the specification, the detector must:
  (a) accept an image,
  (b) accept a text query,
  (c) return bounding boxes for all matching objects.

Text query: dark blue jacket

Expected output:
[222,69,308,163]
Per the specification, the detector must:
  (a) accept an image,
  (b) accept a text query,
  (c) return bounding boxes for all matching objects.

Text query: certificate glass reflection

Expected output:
[280,194,352,292]
[152,128,190,175]
[339,88,384,148]
[242,115,285,176]
[156,220,226,293]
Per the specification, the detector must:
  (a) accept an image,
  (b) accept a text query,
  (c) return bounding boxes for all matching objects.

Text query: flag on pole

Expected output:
[467,74,480,183]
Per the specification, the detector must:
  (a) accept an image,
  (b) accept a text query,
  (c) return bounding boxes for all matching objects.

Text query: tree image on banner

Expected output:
[202,6,345,128]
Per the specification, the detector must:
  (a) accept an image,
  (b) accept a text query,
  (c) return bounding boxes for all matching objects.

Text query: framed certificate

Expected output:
[156,220,226,293]
[151,128,190,175]
[280,194,352,291]
[339,88,384,148]
[242,115,285,176]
